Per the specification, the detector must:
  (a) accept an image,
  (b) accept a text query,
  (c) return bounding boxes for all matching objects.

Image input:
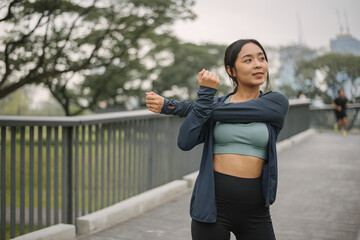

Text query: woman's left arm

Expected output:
[211,92,289,129]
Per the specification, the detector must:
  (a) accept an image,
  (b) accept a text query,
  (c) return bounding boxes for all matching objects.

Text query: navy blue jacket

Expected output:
[161,86,289,223]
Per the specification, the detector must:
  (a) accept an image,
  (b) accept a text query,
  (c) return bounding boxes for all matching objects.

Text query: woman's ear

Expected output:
[226,66,233,77]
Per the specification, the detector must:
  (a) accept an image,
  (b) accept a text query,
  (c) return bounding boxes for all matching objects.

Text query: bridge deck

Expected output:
[78,132,360,240]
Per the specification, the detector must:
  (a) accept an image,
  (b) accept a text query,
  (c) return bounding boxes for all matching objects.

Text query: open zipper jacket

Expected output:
[161,86,289,223]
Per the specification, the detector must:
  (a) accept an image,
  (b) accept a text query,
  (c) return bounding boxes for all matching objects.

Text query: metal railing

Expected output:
[310,104,360,132]
[278,99,311,141]
[0,111,203,239]
[0,100,311,239]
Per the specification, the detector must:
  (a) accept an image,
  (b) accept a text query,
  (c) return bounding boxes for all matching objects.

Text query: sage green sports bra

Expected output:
[213,96,269,160]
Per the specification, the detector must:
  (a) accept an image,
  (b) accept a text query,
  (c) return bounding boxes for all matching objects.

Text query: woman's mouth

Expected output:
[253,72,264,78]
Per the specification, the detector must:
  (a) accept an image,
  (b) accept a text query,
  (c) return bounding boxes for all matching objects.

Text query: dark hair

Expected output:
[224,39,271,93]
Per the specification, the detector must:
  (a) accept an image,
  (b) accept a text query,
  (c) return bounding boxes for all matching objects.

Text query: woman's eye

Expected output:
[245,59,252,62]
[259,57,265,61]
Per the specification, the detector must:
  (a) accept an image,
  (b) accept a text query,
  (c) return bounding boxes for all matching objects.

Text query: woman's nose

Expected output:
[254,60,262,68]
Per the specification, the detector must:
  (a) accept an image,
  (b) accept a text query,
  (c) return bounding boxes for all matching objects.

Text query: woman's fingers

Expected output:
[146,96,162,104]
[145,91,164,113]
[198,69,220,89]
[145,99,159,104]
[198,69,205,77]
[146,95,159,101]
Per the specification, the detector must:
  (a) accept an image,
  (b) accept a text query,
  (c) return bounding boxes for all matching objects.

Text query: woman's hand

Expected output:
[145,92,164,113]
[198,69,220,89]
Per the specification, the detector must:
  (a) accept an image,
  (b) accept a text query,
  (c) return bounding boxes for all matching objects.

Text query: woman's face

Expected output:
[227,43,268,88]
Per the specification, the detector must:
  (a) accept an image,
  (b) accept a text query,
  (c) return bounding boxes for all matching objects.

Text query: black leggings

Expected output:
[191,171,275,240]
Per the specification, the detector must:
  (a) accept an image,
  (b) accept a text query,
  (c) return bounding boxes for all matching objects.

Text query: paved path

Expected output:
[78,132,360,240]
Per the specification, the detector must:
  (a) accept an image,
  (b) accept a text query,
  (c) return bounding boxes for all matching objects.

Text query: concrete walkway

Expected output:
[78,132,360,240]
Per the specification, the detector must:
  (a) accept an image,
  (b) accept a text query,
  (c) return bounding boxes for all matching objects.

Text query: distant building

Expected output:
[330,34,360,101]
[330,34,360,56]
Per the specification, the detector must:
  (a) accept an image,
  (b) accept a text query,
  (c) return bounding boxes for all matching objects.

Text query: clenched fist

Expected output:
[145,92,164,113]
[198,69,220,89]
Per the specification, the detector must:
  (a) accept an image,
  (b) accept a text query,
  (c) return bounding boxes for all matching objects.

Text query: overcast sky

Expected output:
[172,0,360,49]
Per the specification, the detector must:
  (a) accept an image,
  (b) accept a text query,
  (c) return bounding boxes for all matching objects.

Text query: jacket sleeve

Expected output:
[177,86,217,151]
[160,99,195,118]
[211,92,289,129]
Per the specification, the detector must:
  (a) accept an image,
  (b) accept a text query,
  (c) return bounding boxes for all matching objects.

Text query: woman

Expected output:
[146,39,289,240]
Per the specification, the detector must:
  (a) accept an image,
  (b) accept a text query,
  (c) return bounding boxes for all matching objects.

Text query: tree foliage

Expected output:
[0,0,195,115]
[295,53,360,103]
[275,45,317,98]
[152,40,228,100]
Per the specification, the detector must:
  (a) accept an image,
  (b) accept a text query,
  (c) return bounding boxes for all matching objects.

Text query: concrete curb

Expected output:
[76,179,189,235]
[277,128,316,153]
[182,171,199,188]
[11,224,75,240]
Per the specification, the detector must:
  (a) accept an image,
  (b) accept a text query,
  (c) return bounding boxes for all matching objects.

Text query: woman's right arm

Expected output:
[146,92,195,118]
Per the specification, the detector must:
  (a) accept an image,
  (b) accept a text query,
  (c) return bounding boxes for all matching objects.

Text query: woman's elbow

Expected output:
[177,137,194,151]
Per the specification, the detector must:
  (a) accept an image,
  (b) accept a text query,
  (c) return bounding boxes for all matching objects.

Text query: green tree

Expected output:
[295,53,360,103]
[275,45,317,98]
[277,84,298,99]
[0,0,195,115]
[152,40,229,100]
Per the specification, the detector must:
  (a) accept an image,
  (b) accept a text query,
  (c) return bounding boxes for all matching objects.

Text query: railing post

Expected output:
[147,119,153,190]
[10,127,16,238]
[66,126,74,224]
[1,127,6,240]
[62,126,74,224]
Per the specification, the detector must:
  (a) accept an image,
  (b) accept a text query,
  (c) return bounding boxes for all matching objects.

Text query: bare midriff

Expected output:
[213,154,265,178]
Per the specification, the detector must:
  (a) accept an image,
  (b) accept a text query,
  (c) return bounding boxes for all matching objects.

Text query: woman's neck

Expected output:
[231,86,260,102]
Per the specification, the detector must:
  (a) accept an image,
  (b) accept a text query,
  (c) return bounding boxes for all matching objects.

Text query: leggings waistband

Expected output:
[214,171,264,204]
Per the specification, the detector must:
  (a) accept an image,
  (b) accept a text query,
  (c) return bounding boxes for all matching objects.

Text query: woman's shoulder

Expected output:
[213,94,231,103]
[214,91,289,106]
[261,91,289,104]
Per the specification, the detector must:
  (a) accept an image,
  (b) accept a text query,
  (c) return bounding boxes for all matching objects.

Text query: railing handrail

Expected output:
[288,98,312,106]
[310,103,360,110]
[0,109,168,127]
